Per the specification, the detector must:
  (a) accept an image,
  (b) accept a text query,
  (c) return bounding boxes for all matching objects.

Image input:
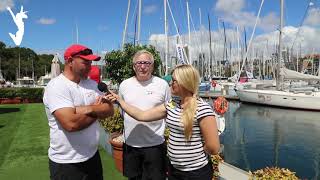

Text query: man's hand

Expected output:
[75,95,114,120]
[76,96,107,114]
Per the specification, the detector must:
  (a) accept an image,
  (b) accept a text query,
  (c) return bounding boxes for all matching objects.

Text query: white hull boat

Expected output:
[235,88,320,110]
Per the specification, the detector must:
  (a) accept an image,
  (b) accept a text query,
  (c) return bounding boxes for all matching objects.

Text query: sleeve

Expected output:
[163,82,171,102]
[196,101,215,121]
[43,83,74,114]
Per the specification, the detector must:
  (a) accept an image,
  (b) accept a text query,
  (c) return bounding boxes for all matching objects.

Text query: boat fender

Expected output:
[211,80,217,87]
[214,96,228,115]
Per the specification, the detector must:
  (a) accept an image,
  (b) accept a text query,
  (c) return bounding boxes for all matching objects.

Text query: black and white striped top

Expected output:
[165,98,215,171]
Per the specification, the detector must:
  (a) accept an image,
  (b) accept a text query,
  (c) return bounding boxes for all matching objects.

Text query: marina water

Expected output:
[210,100,320,179]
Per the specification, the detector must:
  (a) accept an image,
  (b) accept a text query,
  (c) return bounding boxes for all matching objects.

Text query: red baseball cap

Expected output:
[64,44,101,61]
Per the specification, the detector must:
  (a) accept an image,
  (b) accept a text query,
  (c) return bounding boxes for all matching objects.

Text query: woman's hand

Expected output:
[104,91,120,103]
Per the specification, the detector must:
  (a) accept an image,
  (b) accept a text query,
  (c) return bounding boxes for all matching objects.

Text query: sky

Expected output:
[0,0,319,61]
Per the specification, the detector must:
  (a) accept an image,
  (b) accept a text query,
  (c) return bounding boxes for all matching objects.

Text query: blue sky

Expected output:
[0,0,319,56]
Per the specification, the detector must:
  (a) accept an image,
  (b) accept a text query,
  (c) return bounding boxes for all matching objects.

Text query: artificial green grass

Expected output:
[0,103,125,180]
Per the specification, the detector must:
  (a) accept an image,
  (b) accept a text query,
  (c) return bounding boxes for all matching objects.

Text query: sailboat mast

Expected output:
[237,26,241,74]
[208,14,212,78]
[276,0,284,90]
[199,8,205,77]
[164,0,169,75]
[137,0,142,45]
[18,50,21,79]
[76,22,79,44]
[122,0,131,49]
[133,12,137,46]
[186,1,191,65]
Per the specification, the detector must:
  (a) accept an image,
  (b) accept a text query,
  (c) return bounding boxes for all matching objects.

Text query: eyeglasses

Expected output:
[71,48,93,57]
[134,61,153,67]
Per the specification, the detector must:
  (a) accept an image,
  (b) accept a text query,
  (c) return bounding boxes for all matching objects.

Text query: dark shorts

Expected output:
[49,151,103,180]
[167,162,213,180]
[123,142,167,180]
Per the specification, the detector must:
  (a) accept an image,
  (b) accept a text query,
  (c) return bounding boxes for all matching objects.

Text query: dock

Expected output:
[219,162,250,180]
[199,91,239,100]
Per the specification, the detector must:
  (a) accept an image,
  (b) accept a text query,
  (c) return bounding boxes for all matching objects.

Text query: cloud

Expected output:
[214,0,278,32]
[304,8,320,26]
[148,25,320,64]
[215,0,245,13]
[37,18,56,25]
[143,4,157,14]
[0,0,14,12]
[97,25,109,32]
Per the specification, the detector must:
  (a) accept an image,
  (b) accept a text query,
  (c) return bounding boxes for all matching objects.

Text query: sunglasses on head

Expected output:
[71,48,93,57]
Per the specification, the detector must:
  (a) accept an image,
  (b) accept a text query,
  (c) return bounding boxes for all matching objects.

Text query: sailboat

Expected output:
[235,0,320,111]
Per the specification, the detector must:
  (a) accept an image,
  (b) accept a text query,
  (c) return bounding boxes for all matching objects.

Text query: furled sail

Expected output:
[280,67,320,81]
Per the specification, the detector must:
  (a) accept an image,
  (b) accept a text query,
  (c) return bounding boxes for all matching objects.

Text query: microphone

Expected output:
[98,82,119,105]
[97,82,110,94]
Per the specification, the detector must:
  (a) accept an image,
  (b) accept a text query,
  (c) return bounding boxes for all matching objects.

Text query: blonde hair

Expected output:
[132,50,154,63]
[172,64,200,140]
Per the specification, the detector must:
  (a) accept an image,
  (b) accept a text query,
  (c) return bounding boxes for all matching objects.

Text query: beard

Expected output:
[77,69,89,80]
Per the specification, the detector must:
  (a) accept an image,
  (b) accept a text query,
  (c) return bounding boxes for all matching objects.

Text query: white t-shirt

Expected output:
[119,76,171,147]
[43,74,101,163]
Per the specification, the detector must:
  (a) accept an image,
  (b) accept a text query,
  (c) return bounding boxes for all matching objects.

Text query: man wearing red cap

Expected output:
[43,44,114,180]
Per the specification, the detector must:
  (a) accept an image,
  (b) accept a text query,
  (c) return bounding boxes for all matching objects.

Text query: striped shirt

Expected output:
[165,98,215,171]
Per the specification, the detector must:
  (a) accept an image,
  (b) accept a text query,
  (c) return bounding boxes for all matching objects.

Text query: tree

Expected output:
[104,44,162,85]
[0,41,56,81]
[0,41,6,49]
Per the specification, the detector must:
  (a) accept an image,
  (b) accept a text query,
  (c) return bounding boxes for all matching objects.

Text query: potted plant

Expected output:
[99,107,124,173]
[211,153,224,180]
[249,167,299,180]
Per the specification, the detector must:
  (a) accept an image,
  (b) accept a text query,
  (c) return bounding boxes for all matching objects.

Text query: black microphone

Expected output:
[98,82,119,105]
[97,82,110,94]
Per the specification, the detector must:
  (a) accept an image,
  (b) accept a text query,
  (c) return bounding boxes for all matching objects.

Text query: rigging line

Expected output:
[166,0,189,64]
[290,0,313,50]
[129,0,138,32]
[166,0,182,41]
[189,10,197,33]
[189,8,201,50]
[236,0,265,84]
[179,0,187,33]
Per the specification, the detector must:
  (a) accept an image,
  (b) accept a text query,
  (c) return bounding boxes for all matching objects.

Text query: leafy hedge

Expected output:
[0,88,44,102]
[99,108,124,134]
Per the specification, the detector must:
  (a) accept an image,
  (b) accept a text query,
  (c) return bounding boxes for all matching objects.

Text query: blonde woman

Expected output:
[106,64,220,180]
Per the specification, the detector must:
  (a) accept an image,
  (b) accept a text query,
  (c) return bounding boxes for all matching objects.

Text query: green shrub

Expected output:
[0,88,16,99]
[249,167,299,180]
[99,108,124,134]
[0,88,44,102]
